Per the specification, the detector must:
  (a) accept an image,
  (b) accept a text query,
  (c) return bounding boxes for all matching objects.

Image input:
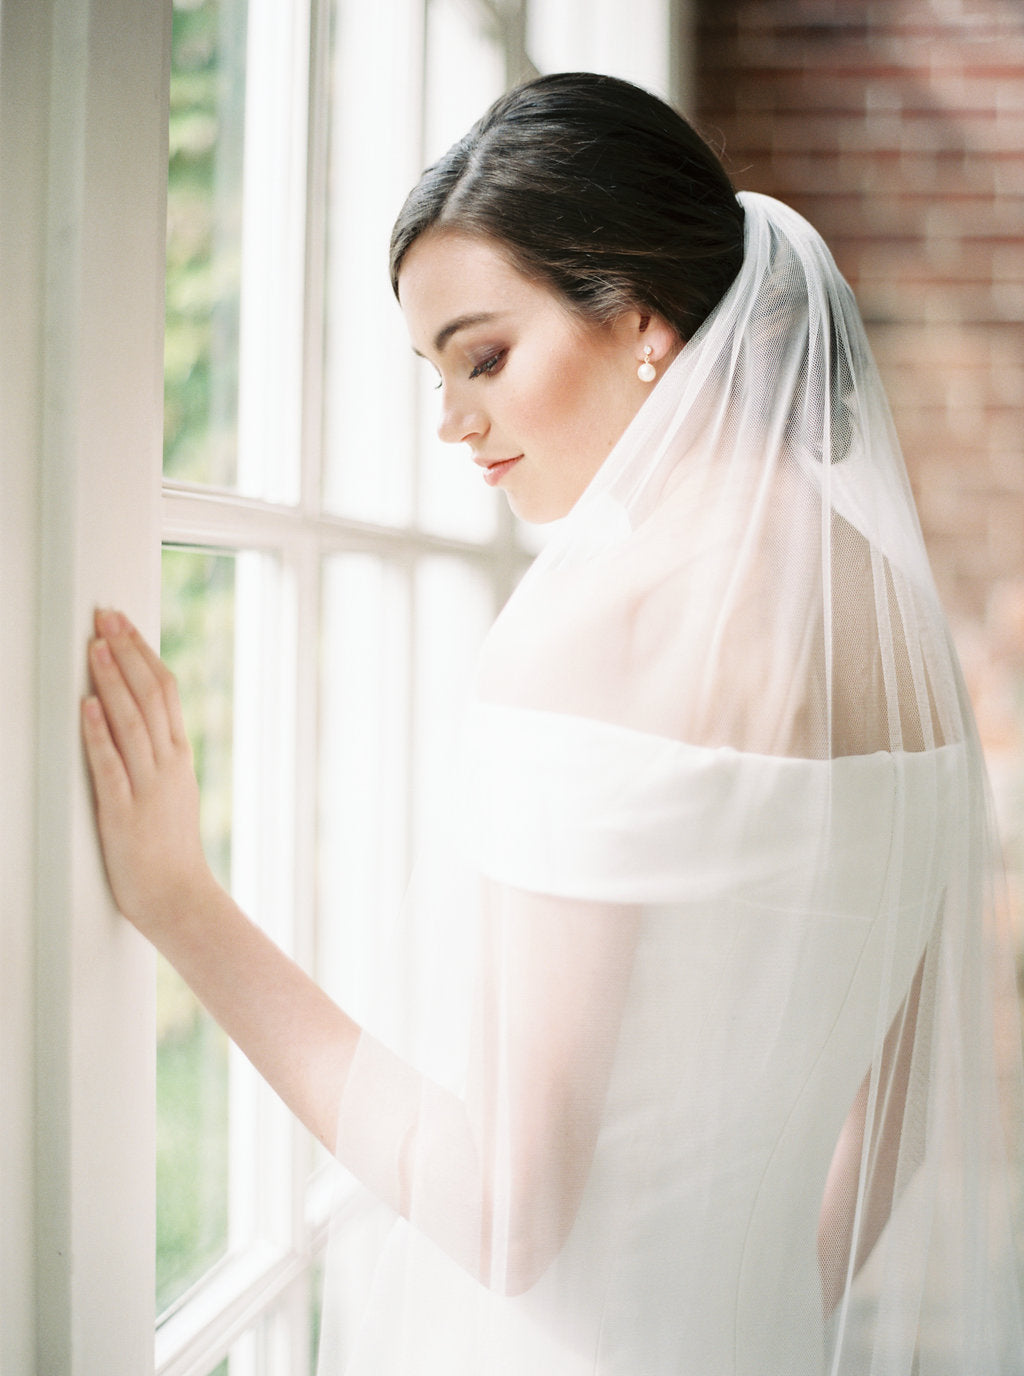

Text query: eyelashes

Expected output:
[430,348,508,391]
[468,349,507,381]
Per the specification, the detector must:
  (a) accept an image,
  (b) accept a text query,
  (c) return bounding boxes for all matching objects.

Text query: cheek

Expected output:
[512,354,607,452]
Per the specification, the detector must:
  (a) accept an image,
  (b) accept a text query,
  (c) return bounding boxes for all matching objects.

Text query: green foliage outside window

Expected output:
[157,549,235,1312]
[165,0,247,489]
[158,0,246,1310]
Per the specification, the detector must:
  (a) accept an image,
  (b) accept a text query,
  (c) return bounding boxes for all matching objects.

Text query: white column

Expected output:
[0,1,49,1369]
[0,0,169,1371]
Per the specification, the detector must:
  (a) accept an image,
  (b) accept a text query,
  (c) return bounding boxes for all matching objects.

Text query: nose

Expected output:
[436,388,487,447]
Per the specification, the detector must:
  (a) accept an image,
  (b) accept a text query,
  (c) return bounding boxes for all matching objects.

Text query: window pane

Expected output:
[158,549,236,1311]
[318,554,410,1018]
[165,0,247,489]
[155,973,229,1314]
[321,0,421,525]
[199,1279,315,1374]
[423,0,506,162]
[157,545,299,1346]
[412,553,495,844]
[165,0,306,501]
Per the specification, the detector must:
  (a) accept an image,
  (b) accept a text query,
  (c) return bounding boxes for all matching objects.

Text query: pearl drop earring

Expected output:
[637,345,656,383]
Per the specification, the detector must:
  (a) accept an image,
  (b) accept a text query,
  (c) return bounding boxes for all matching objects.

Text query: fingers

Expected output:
[88,634,160,779]
[88,611,185,778]
[95,610,188,748]
[81,693,132,812]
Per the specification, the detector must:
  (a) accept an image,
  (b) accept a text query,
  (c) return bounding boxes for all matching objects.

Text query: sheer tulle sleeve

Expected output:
[334,879,640,1296]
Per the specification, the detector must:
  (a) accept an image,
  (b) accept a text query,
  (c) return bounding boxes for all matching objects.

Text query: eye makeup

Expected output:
[468,348,508,380]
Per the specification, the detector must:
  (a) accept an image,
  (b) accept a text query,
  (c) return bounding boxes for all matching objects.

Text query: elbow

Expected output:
[488,1229,561,1298]
[483,1171,583,1297]
[493,1235,558,1298]
[484,1120,596,1296]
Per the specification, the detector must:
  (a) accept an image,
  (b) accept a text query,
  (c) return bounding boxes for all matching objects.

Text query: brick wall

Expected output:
[697,0,1024,902]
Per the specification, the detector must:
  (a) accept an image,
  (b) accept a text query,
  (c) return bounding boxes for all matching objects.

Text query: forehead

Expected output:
[397,230,563,350]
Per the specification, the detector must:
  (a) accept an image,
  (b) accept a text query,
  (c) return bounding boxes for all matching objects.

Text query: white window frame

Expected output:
[0,1,688,1371]
[2,2,168,1373]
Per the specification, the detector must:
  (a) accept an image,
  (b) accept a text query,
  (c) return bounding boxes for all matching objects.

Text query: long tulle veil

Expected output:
[318,192,1024,1374]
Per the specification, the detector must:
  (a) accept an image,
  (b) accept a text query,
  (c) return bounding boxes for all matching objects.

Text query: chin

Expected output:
[505,488,577,526]
[507,500,568,526]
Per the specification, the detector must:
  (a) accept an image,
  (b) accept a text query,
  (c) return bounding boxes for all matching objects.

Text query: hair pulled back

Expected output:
[389,72,745,341]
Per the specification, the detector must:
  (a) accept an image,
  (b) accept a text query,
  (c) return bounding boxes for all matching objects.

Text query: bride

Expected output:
[83,72,1024,1373]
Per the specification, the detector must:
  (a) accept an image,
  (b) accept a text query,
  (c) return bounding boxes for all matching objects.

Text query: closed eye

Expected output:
[469,349,507,381]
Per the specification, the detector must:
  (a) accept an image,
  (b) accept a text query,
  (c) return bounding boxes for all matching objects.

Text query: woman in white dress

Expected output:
[83,73,1024,1373]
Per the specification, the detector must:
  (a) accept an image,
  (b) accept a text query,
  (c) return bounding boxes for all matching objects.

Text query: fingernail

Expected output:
[93,638,111,664]
[99,610,124,636]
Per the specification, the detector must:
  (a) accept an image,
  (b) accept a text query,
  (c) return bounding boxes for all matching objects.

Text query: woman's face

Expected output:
[398,230,675,523]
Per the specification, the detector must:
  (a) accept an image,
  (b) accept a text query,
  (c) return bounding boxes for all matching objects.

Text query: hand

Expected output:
[82,609,218,933]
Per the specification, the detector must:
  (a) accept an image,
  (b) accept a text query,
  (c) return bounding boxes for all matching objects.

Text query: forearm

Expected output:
[334,1028,584,1295]
[155,885,501,1283]
[155,879,359,1152]
[155,885,489,1278]
[335,891,640,1293]
[148,882,569,1292]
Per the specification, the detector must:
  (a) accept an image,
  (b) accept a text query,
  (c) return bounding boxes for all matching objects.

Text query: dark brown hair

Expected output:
[389,72,745,340]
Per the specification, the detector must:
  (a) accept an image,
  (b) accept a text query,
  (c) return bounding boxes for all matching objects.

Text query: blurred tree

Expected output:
[156,548,236,1312]
[157,0,248,1307]
[164,0,247,488]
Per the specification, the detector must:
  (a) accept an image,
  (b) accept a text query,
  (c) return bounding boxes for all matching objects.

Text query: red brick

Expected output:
[917,482,990,539]
[762,149,999,198]
[988,500,1024,572]
[994,159,1024,193]
[985,448,1024,498]
[695,0,1024,684]
[985,243,1024,281]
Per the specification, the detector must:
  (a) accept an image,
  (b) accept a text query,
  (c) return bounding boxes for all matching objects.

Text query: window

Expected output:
[156,0,522,1367]
[1,1,678,1371]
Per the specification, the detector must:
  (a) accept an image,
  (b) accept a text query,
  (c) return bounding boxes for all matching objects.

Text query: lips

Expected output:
[478,455,523,486]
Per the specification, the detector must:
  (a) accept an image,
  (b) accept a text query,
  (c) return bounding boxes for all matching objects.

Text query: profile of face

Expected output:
[398,230,680,523]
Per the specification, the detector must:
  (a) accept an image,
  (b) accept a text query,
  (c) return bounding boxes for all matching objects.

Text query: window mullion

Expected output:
[290,533,324,1256]
[300,0,332,521]
[162,485,508,564]
[155,1244,303,1376]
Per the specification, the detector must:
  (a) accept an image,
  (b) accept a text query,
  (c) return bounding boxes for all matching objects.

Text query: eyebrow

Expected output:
[414,311,505,358]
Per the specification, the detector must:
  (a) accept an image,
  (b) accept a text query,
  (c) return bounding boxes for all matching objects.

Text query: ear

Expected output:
[620,310,681,369]
[637,311,682,365]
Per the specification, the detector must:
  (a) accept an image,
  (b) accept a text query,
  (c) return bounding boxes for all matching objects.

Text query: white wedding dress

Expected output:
[319,194,1024,1374]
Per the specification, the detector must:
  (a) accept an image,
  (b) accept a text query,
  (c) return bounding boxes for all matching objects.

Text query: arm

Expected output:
[333,887,638,1293]
[82,611,358,1150]
[82,611,637,1290]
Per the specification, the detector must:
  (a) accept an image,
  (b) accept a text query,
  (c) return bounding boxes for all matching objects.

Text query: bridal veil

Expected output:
[318,191,1024,1373]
